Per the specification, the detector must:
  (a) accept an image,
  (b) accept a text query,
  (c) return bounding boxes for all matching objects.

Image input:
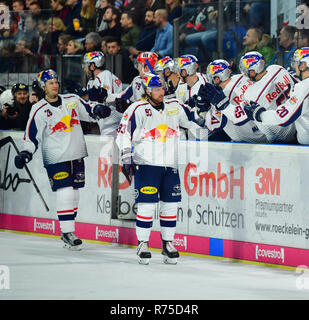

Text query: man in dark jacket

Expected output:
[129,9,157,57]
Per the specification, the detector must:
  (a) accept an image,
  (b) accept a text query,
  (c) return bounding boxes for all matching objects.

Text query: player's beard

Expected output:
[147,92,164,109]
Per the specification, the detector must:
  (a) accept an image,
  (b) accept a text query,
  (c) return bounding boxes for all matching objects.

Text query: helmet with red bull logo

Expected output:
[37,69,58,87]
[206,59,232,83]
[83,51,105,68]
[141,73,164,92]
[239,51,265,77]
[175,55,198,76]
[154,56,176,75]
[291,47,309,69]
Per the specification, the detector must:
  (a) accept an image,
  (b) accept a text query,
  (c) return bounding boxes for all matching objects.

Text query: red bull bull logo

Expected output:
[243,56,260,68]
[143,124,178,142]
[298,49,309,59]
[209,63,225,75]
[159,57,172,67]
[178,57,191,68]
[50,116,79,134]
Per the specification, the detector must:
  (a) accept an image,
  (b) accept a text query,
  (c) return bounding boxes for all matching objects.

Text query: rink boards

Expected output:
[1,131,309,269]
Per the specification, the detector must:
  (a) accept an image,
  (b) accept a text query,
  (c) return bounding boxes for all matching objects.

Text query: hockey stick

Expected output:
[121,165,132,186]
[0,136,49,212]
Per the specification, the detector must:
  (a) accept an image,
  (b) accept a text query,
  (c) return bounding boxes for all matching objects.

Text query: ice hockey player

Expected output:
[238,51,299,143]
[154,56,187,101]
[243,48,309,145]
[83,51,123,136]
[115,74,208,265]
[14,70,111,250]
[194,59,268,142]
[105,51,159,111]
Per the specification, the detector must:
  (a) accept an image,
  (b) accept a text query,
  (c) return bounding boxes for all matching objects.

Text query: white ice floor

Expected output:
[0,230,308,300]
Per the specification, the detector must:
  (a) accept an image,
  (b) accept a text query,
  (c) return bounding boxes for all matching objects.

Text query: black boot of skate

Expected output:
[137,241,151,265]
[61,232,82,251]
[162,240,179,264]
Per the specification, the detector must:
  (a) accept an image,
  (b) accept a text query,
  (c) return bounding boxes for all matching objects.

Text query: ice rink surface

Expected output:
[0,231,308,300]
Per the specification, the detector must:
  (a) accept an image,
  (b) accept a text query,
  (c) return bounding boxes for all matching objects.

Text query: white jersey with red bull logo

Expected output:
[116,98,207,168]
[206,74,268,142]
[106,75,145,103]
[87,69,122,94]
[242,64,298,143]
[87,70,123,136]
[180,72,208,104]
[23,94,97,166]
[259,77,309,144]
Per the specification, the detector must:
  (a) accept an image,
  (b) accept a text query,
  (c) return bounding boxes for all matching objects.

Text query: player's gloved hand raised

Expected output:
[93,104,111,119]
[243,101,266,122]
[14,151,32,169]
[194,95,211,113]
[208,85,229,111]
[88,87,108,103]
[115,98,131,113]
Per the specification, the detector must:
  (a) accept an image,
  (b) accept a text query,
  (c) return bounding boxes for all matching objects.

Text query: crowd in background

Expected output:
[0,0,308,139]
[0,0,308,75]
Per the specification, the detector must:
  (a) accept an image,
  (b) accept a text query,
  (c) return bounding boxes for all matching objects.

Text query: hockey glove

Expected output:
[115,98,131,113]
[93,104,111,119]
[194,95,211,113]
[15,151,32,169]
[166,79,176,95]
[88,87,108,103]
[121,148,136,184]
[243,101,266,122]
[209,86,230,111]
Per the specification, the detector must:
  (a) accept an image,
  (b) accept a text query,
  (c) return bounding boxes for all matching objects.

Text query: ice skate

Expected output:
[137,241,151,265]
[61,232,82,251]
[162,240,179,264]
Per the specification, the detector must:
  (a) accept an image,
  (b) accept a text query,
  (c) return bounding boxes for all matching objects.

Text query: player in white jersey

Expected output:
[244,48,309,145]
[14,70,111,250]
[116,74,207,265]
[174,55,208,104]
[195,59,268,142]
[106,51,159,108]
[154,56,187,101]
[238,51,299,143]
[83,51,123,136]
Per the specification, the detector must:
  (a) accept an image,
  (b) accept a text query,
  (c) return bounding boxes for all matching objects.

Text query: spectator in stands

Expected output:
[120,11,141,50]
[78,0,97,36]
[106,36,138,83]
[12,0,26,32]
[270,25,297,69]
[151,9,173,58]
[234,28,275,69]
[165,0,182,23]
[20,14,39,53]
[28,1,48,22]
[122,0,147,27]
[101,35,113,54]
[96,0,114,32]
[57,33,73,54]
[50,0,70,23]
[84,32,102,52]
[145,0,165,12]
[41,17,67,55]
[14,38,37,72]
[294,29,309,49]
[243,1,270,33]
[66,39,84,54]
[65,0,82,37]
[129,9,157,56]
[98,6,122,41]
